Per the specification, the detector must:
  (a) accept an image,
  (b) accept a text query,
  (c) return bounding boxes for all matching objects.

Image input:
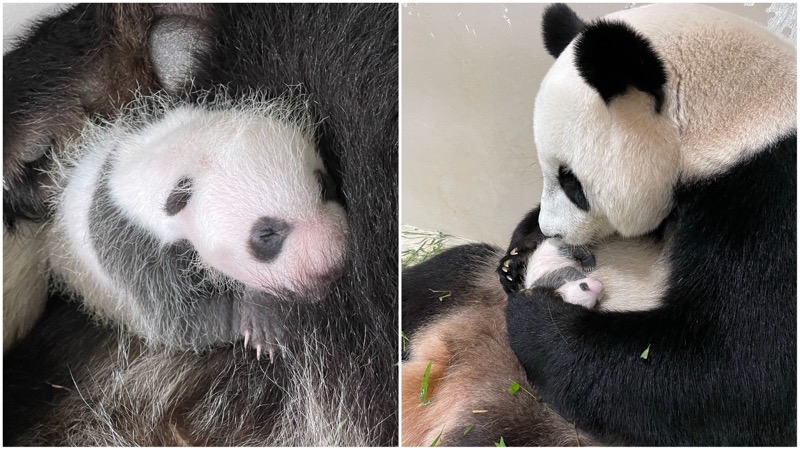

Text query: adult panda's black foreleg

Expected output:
[497,207,547,293]
[505,136,797,446]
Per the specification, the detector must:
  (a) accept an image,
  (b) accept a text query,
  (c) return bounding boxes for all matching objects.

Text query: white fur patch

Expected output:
[534,4,796,244]
[556,277,603,309]
[524,236,669,312]
[523,238,572,285]
[46,91,349,330]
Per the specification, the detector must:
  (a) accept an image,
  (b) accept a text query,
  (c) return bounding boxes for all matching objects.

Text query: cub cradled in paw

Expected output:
[516,237,603,309]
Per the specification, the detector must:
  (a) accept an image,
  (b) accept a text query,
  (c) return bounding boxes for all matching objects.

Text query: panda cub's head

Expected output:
[104,97,348,298]
[50,93,348,327]
[533,4,795,245]
[523,237,603,309]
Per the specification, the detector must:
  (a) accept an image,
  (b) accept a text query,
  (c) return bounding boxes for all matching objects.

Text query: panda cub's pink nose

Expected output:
[250,217,291,262]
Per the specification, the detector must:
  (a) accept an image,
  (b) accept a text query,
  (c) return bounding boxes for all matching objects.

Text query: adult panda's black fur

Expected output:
[4,4,397,446]
[500,4,797,446]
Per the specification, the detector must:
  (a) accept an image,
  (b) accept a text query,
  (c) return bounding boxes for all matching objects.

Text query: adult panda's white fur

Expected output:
[46,92,348,355]
[533,4,796,243]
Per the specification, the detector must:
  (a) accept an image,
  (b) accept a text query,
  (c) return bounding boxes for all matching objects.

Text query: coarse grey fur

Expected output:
[88,168,241,349]
[15,304,391,446]
[530,265,587,289]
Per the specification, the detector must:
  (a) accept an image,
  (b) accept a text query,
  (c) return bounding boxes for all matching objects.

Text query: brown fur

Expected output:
[402,251,598,446]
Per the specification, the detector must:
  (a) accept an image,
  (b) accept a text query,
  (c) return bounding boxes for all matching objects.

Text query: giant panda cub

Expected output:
[47,93,347,359]
[517,238,603,309]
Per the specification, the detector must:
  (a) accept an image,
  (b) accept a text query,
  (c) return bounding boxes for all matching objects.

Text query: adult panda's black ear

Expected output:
[542,4,586,58]
[574,21,667,112]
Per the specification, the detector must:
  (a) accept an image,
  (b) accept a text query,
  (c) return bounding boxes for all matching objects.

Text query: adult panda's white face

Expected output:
[532,4,796,246]
[533,5,681,245]
[534,46,681,245]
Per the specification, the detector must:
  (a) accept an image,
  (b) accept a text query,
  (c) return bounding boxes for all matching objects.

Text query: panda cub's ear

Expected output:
[541,4,587,58]
[574,21,667,112]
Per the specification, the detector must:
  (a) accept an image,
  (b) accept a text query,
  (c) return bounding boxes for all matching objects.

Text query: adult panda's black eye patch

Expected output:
[164,177,193,216]
[558,166,590,211]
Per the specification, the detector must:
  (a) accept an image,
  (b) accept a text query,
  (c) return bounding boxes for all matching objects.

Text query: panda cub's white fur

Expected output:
[46,91,348,355]
[523,238,603,309]
[524,237,670,312]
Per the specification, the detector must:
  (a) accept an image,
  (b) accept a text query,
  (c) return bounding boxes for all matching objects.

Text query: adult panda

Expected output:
[402,3,795,446]
[4,4,397,445]
[501,3,796,446]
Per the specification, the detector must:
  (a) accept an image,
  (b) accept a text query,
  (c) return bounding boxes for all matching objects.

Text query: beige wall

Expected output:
[401,3,795,245]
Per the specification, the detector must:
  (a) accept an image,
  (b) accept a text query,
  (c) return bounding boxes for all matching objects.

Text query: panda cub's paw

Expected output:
[239,289,287,362]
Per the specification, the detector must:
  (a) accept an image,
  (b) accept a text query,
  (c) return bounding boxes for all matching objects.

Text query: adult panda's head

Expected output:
[533,4,796,245]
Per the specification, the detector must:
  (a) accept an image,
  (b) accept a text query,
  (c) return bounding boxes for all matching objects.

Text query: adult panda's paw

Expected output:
[239,290,287,362]
[498,249,528,293]
[499,207,549,293]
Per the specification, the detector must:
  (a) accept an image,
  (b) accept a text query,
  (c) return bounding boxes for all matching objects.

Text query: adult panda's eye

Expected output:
[558,166,590,211]
[315,170,338,202]
[164,177,193,216]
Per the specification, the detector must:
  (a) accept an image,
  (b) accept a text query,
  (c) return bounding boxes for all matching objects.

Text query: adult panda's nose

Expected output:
[249,217,292,262]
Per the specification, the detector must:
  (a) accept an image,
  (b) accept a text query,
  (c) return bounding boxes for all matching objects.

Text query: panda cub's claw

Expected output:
[239,290,287,362]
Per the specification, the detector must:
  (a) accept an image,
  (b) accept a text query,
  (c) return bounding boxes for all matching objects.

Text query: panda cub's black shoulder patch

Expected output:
[574,20,667,112]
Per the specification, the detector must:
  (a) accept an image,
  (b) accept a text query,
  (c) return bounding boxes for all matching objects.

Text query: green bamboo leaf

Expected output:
[641,345,651,360]
[420,361,433,405]
[430,430,443,446]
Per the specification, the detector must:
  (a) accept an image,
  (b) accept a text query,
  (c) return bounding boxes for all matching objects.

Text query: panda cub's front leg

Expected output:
[238,289,287,362]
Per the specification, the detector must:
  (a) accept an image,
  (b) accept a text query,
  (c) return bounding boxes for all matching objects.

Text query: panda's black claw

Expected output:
[498,251,530,293]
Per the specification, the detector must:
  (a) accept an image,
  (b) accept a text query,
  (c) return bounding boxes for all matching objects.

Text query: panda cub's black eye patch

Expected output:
[558,166,590,211]
[165,177,194,216]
